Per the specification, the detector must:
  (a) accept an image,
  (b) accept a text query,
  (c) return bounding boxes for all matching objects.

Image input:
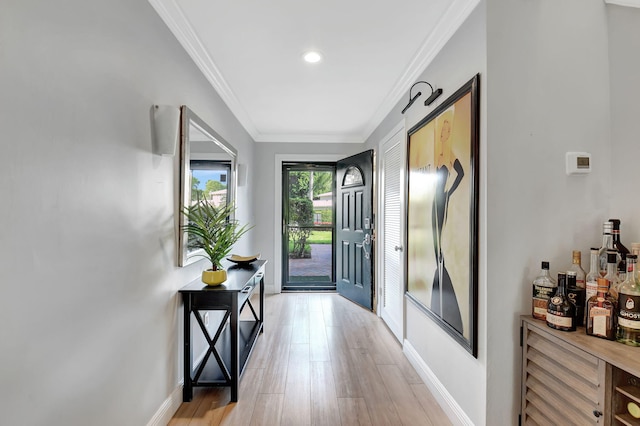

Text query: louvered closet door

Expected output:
[380,127,405,341]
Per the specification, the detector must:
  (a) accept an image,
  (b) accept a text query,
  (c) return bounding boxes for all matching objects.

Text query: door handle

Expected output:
[363,233,371,245]
[394,245,403,252]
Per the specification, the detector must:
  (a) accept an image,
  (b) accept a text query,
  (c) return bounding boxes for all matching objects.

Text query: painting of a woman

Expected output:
[406,74,479,357]
[431,109,464,332]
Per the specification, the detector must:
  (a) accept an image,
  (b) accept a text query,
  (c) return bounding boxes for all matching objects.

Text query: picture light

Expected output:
[400,81,443,114]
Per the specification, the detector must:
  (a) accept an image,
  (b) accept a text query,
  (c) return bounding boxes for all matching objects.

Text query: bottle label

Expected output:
[533,305,547,319]
[586,280,598,300]
[567,287,586,326]
[591,306,610,316]
[618,317,640,330]
[532,284,554,320]
[590,306,610,337]
[618,294,640,330]
[567,290,584,305]
[550,296,563,305]
[546,312,573,328]
[533,284,555,298]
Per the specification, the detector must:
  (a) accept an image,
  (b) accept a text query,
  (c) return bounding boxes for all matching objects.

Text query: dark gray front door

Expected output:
[336,150,374,310]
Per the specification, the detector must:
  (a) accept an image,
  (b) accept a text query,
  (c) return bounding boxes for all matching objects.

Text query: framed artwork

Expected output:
[405,74,480,357]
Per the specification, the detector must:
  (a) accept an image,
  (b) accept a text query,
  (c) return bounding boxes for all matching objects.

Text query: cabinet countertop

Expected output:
[522,315,640,379]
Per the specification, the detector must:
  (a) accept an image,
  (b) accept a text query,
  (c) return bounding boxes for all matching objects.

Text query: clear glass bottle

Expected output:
[568,250,586,288]
[586,277,616,340]
[567,271,585,327]
[586,247,600,302]
[632,243,640,257]
[547,273,576,331]
[616,254,640,346]
[605,251,622,301]
[532,261,557,321]
[598,221,617,277]
[619,260,628,282]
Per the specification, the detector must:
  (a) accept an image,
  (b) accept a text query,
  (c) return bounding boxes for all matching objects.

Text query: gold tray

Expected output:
[227,253,260,264]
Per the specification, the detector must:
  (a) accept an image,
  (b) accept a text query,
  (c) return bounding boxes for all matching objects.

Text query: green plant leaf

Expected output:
[181,200,253,269]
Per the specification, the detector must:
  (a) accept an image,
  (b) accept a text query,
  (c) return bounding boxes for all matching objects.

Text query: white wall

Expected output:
[365,4,488,424]
[0,0,254,424]
[486,0,612,424]
[608,4,640,239]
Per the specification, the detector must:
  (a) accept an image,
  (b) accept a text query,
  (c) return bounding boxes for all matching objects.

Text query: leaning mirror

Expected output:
[178,106,237,267]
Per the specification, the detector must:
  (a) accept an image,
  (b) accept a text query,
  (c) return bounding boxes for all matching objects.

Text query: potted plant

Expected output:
[181,200,252,285]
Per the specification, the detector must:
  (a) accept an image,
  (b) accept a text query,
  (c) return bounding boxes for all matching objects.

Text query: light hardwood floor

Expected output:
[169,292,451,426]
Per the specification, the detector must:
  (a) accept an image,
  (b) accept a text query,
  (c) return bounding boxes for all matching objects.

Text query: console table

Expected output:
[179,260,266,402]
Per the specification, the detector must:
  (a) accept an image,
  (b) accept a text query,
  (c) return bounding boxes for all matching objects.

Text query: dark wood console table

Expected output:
[179,259,266,402]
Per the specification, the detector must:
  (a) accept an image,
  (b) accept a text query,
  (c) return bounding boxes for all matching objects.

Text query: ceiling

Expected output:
[150,0,479,143]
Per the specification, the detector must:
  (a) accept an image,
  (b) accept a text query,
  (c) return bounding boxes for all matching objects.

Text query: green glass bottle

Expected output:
[616,254,640,346]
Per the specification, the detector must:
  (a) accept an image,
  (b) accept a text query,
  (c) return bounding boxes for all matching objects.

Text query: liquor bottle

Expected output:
[605,251,622,300]
[598,221,617,277]
[610,219,630,270]
[632,243,640,257]
[586,277,616,340]
[567,271,585,327]
[616,254,640,346]
[532,261,557,321]
[568,250,586,288]
[586,248,600,302]
[547,273,576,331]
[619,260,628,282]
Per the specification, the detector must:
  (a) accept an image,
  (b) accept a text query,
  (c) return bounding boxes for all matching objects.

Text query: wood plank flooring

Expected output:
[169,293,451,426]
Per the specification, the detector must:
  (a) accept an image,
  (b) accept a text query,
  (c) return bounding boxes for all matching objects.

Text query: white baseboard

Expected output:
[403,340,474,426]
[146,382,183,426]
[147,348,208,426]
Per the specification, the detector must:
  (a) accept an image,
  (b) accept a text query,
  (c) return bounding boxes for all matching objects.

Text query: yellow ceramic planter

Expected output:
[202,269,227,286]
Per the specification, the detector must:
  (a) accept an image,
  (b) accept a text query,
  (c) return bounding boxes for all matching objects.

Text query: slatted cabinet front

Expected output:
[521,320,610,425]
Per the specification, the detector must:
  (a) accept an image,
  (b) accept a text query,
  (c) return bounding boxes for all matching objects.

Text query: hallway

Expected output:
[169,293,451,425]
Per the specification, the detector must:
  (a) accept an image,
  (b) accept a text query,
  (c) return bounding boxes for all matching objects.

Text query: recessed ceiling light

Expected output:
[303,51,323,64]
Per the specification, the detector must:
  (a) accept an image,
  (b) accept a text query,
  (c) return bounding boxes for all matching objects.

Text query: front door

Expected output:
[336,150,374,310]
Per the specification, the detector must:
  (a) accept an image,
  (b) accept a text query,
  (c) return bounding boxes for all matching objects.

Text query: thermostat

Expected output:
[566,152,591,175]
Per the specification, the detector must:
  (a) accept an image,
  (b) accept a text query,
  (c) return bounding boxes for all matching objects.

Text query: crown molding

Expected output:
[149,0,479,144]
[148,0,260,139]
[604,0,640,8]
[361,0,481,143]
[254,133,364,143]
[149,0,360,143]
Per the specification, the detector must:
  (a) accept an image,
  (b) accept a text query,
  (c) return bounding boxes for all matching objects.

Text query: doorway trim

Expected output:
[273,154,344,293]
[376,120,406,340]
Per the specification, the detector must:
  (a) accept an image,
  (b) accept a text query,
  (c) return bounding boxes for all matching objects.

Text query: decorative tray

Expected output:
[227,253,260,264]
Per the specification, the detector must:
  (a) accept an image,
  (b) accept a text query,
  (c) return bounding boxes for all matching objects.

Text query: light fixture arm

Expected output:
[400,80,443,114]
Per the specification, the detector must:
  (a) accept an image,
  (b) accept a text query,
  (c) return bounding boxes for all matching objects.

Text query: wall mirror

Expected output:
[178,106,237,267]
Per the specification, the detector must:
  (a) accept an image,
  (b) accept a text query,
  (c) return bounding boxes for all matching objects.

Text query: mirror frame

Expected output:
[178,106,238,267]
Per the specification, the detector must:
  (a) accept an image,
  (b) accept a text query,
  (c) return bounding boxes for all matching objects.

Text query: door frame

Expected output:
[376,120,406,340]
[281,162,336,291]
[273,154,344,294]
